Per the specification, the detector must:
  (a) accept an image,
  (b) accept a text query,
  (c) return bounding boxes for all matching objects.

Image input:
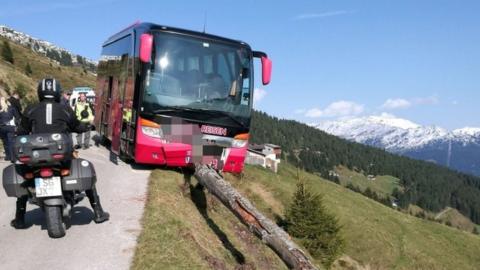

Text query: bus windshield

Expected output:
[142,32,253,127]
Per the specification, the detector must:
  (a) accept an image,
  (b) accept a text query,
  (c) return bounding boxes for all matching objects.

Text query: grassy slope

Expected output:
[434,207,478,233]
[132,169,287,270]
[335,166,402,197]
[228,163,480,270]
[133,163,480,270]
[0,37,96,100]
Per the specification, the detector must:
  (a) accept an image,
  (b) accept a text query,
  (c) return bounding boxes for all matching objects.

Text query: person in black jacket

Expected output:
[10,78,110,229]
[60,90,71,108]
[0,96,19,161]
[8,92,22,120]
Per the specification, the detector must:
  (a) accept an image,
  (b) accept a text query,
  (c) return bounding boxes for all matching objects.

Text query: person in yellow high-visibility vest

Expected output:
[74,93,94,149]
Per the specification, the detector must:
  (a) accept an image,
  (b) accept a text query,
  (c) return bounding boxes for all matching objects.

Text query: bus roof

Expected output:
[103,22,250,49]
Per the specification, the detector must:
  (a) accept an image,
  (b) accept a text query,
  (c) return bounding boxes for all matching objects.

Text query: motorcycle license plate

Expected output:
[35,177,62,197]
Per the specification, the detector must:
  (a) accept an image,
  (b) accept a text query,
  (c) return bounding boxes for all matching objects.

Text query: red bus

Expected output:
[95,22,272,173]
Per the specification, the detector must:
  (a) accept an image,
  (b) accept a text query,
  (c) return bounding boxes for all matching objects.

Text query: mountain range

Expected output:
[0,25,96,71]
[315,113,480,176]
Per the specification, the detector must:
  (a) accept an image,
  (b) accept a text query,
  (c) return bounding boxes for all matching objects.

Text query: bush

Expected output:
[285,180,345,268]
[25,62,33,76]
[0,79,11,95]
[1,40,14,64]
[15,82,29,98]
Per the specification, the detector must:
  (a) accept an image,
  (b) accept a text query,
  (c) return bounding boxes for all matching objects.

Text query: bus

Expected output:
[95,22,272,173]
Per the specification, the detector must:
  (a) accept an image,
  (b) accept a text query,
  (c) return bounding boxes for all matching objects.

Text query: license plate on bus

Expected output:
[35,177,62,197]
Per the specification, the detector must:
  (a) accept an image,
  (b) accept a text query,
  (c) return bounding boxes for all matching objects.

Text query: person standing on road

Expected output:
[74,93,94,149]
[10,78,109,229]
[0,96,18,161]
[60,90,71,108]
[8,92,22,121]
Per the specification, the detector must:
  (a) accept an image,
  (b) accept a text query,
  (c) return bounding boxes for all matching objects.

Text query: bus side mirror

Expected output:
[253,51,272,85]
[261,56,272,85]
[140,33,153,63]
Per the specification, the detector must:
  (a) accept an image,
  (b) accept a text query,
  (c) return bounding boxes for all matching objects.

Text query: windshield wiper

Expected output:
[152,107,247,128]
[152,106,194,114]
[204,110,248,128]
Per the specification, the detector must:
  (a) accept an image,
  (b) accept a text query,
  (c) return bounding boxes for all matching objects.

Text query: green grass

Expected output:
[132,163,480,270]
[229,163,480,270]
[336,166,401,197]
[131,169,287,270]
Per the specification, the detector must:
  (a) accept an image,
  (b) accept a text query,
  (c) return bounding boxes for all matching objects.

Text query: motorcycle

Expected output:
[2,133,96,238]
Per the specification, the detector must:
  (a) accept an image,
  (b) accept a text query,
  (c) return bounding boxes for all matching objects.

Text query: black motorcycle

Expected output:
[2,133,96,238]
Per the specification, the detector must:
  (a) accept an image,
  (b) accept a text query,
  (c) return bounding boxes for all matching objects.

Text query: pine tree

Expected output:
[285,180,345,268]
[25,62,33,76]
[1,40,14,64]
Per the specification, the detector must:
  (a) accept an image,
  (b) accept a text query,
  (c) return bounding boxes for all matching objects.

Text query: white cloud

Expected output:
[452,100,459,105]
[380,95,439,110]
[294,109,306,114]
[291,10,354,21]
[253,88,267,104]
[413,96,439,105]
[305,100,364,118]
[381,98,412,110]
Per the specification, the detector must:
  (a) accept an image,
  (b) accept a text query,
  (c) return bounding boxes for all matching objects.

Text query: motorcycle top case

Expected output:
[14,133,73,165]
[62,158,96,191]
[2,164,29,197]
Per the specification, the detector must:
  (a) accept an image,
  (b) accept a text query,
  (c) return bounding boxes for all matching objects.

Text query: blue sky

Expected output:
[1,0,479,129]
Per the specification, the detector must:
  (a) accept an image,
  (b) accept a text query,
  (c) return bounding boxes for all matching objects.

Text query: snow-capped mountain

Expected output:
[0,25,96,70]
[316,114,480,176]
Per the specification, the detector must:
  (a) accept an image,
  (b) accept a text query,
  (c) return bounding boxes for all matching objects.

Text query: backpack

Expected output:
[80,106,89,119]
[75,102,94,119]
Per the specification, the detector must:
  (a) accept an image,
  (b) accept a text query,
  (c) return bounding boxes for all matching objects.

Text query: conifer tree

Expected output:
[285,178,345,268]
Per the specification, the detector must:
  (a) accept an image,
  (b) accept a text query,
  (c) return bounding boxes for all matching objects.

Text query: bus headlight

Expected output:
[139,117,164,138]
[232,133,249,148]
[141,126,164,138]
[232,139,247,148]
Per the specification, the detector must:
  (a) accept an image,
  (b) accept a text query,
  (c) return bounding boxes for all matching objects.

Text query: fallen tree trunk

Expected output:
[194,164,318,270]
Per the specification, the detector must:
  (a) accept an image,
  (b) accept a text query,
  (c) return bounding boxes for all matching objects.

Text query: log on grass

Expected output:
[194,164,318,270]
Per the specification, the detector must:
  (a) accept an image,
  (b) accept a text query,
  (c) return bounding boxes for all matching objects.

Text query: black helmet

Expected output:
[37,78,61,101]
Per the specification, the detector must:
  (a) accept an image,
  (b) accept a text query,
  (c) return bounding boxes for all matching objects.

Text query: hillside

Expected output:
[250,111,480,225]
[132,163,480,270]
[0,36,96,102]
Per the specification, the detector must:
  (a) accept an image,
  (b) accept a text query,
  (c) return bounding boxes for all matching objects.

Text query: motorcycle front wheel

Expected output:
[45,205,66,238]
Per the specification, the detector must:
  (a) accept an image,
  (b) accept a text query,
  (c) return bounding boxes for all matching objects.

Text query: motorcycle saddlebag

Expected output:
[2,164,29,197]
[62,158,96,191]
